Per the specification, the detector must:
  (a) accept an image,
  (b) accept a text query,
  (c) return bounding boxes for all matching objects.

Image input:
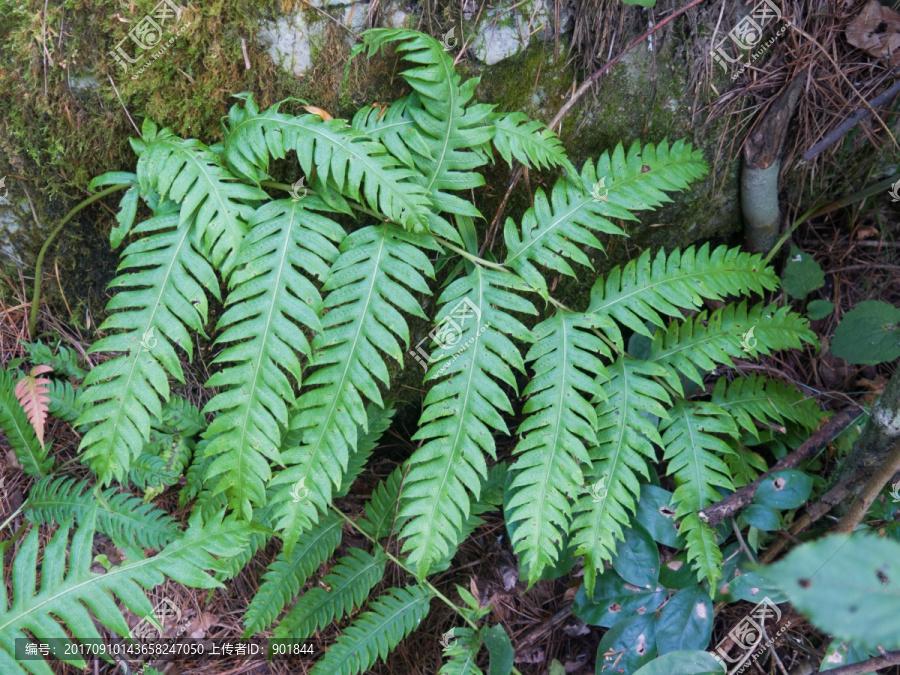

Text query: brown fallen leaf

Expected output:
[855,225,880,239]
[303,105,333,120]
[14,365,53,446]
[847,0,900,63]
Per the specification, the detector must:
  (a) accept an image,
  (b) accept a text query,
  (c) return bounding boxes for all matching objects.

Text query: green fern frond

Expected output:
[400,267,536,577]
[24,476,180,549]
[354,29,494,241]
[711,374,824,438]
[571,357,671,595]
[587,244,779,348]
[724,440,769,486]
[215,500,278,583]
[360,466,406,540]
[23,341,87,379]
[88,170,141,247]
[274,547,387,641]
[129,452,181,491]
[46,378,83,424]
[440,627,484,674]
[75,203,219,484]
[506,311,610,583]
[136,129,267,272]
[505,140,708,297]
[131,396,203,492]
[0,509,254,674]
[242,512,343,636]
[309,585,433,675]
[351,96,433,170]
[649,302,818,393]
[271,225,434,549]
[660,400,739,586]
[0,368,51,478]
[202,198,345,519]
[432,462,510,575]
[223,93,434,234]
[490,111,573,173]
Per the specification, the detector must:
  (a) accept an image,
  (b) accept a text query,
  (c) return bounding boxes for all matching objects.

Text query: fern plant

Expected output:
[1,27,825,674]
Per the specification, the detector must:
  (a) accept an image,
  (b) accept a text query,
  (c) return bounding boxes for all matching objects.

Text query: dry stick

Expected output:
[801,77,900,162]
[820,651,900,675]
[480,0,708,255]
[758,474,860,564]
[698,410,858,527]
[834,437,900,533]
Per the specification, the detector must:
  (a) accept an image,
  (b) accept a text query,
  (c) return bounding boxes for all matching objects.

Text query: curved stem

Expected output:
[28,184,132,339]
[430,236,509,272]
[0,505,23,535]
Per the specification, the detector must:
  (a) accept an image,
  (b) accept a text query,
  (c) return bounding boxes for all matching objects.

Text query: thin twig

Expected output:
[835,437,900,533]
[801,77,900,162]
[789,23,898,153]
[822,650,900,675]
[107,75,142,137]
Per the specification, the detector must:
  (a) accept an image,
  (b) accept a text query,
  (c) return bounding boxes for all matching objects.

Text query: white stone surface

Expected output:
[469,0,549,65]
[259,3,369,76]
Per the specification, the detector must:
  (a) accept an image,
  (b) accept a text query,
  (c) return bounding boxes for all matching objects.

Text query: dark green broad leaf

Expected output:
[763,533,900,649]
[636,485,685,549]
[659,555,697,591]
[783,246,825,299]
[753,470,812,510]
[612,521,660,590]
[484,624,514,675]
[596,613,658,675]
[831,300,900,365]
[621,0,656,7]
[807,299,834,321]
[743,504,781,531]
[726,568,787,604]
[819,639,879,673]
[633,649,725,674]
[574,568,666,628]
[656,586,714,654]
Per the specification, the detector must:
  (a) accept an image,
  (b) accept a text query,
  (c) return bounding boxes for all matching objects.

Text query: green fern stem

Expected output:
[29,184,132,339]
[331,504,527,675]
[329,506,477,630]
